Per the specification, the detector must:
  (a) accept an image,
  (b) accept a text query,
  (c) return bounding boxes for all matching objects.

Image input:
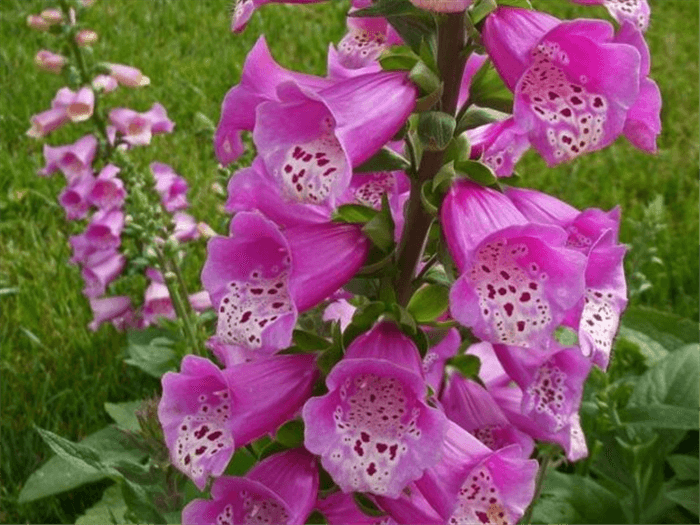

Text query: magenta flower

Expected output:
[202,211,368,354]
[466,118,531,177]
[158,355,318,489]
[88,164,126,210]
[571,0,650,31]
[34,50,67,74]
[215,36,332,165]
[84,208,125,251]
[483,7,660,164]
[322,298,356,331]
[316,491,396,525]
[27,15,51,31]
[107,63,150,88]
[27,87,78,138]
[182,448,318,525]
[253,71,415,204]
[109,103,174,146]
[92,74,119,93]
[87,295,134,332]
[58,173,95,220]
[231,0,328,32]
[440,370,534,456]
[442,181,587,349]
[492,342,592,460]
[172,212,200,242]
[303,322,447,497]
[143,281,176,327]
[65,87,95,122]
[40,134,97,181]
[81,250,126,298]
[422,328,460,393]
[150,162,189,212]
[505,186,627,369]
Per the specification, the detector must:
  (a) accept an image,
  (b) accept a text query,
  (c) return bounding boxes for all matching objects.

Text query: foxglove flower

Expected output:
[87,295,134,331]
[159,355,318,489]
[143,280,177,326]
[440,369,534,456]
[505,187,627,369]
[491,342,592,460]
[483,7,660,165]
[27,87,77,138]
[109,103,174,146]
[150,162,189,212]
[467,118,531,177]
[303,322,447,497]
[571,0,650,31]
[322,298,356,331]
[409,0,471,12]
[231,0,328,33]
[422,328,460,393]
[182,448,319,525]
[107,63,150,87]
[40,8,63,24]
[202,211,368,355]
[172,212,200,242]
[27,15,51,31]
[83,208,125,251]
[215,36,332,165]
[81,250,126,298]
[316,491,396,525]
[254,71,415,205]
[76,29,98,47]
[58,173,95,220]
[88,164,126,209]
[442,180,587,349]
[34,50,67,74]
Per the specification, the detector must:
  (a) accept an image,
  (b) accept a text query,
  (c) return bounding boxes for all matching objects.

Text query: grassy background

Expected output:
[0,0,697,523]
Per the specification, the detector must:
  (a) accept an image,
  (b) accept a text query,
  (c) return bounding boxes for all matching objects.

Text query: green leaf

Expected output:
[442,133,471,164]
[350,0,416,18]
[293,330,330,351]
[414,82,443,112]
[417,111,456,151]
[497,0,532,8]
[454,159,497,185]
[19,426,147,503]
[34,427,112,474]
[354,146,411,173]
[621,306,699,351]
[469,0,497,25]
[306,510,328,524]
[468,59,514,113]
[258,440,290,462]
[665,484,699,516]
[75,484,128,525]
[667,455,700,481]
[361,195,395,253]
[619,404,699,430]
[456,106,509,134]
[332,204,378,225]
[276,419,305,448]
[407,284,450,323]
[447,354,481,380]
[104,401,142,433]
[224,447,257,476]
[121,479,166,524]
[432,161,457,194]
[353,492,386,517]
[124,329,177,378]
[420,180,440,215]
[534,470,627,524]
[410,61,442,95]
[379,45,420,71]
[343,301,388,347]
[554,326,579,347]
[418,38,438,74]
[386,12,437,54]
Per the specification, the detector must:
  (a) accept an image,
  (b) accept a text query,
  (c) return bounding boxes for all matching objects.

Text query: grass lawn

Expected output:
[0,0,697,523]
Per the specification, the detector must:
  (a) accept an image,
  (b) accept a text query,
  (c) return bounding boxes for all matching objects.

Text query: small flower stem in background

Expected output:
[519,446,556,524]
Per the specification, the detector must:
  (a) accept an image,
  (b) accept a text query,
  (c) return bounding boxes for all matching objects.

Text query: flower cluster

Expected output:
[26,1,208,333]
[151,0,660,523]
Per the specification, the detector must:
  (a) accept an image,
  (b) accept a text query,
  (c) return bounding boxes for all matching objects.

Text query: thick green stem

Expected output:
[395,12,468,306]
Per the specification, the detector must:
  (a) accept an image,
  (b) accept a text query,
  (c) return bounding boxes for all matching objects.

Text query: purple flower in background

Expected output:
[158,355,317,489]
[81,250,126,298]
[316,491,396,525]
[231,0,329,33]
[40,134,98,181]
[483,7,660,165]
[303,322,447,497]
[466,117,531,177]
[58,173,95,220]
[83,208,124,251]
[151,162,189,212]
[182,448,318,525]
[442,180,586,349]
[88,164,125,210]
[202,212,368,355]
[87,295,134,332]
[109,103,174,146]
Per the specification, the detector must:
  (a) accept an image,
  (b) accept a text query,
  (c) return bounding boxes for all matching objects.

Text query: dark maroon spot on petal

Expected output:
[503,303,514,317]
[481,265,491,273]
[303,153,313,162]
[517,321,526,332]
[207,431,223,441]
[560,108,572,117]
[367,463,377,476]
[520,292,531,302]
[529,282,538,290]
[223,298,230,303]
[184,454,191,465]
[220,306,225,313]
[500,271,510,280]
[376,443,387,453]
[389,444,398,460]
[240,311,252,323]
[570,96,583,105]
[360,432,370,443]
[272,302,284,309]
[317,158,330,167]
[548,91,560,100]
[354,440,364,456]
[194,425,210,439]
[593,97,604,108]
[195,446,207,455]
[284,164,292,173]
[250,288,263,295]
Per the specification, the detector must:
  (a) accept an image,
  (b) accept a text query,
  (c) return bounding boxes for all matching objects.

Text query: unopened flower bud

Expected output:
[92,74,119,93]
[197,222,216,238]
[107,63,150,88]
[40,8,63,24]
[409,0,471,12]
[35,50,67,74]
[76,29,98,46]
[27,14,50,31]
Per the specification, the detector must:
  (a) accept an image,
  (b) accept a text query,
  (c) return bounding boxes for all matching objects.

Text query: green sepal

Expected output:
[354,146,411,173]
[414,82,444,112]
[275,419,305,448]
[417,111,457,152]
[361,195,395,253]
[407,284,450,323]
[456,106,510,134]
[343,301,388,347]
[432,161,457,193]
[379,45,420,71]
[447,354,482,381]
[317,323,345,376]
[410,61,442,95]
[442,133,472,164]
[418,38,439,75]
[468,59,514,113]
[470,0,498,24]
[353,493,386,517]
[454,159,498,185]
[385,305,430,357]
[420,180,440,215]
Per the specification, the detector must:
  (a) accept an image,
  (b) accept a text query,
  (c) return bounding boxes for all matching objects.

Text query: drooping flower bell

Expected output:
[570,0,650,32]
[303,322,447,497]
[482,7,661,165]
[109,103,174,146]
[409,0,472,12]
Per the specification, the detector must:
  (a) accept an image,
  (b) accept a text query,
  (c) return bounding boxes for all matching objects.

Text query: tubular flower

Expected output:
[570,0,650,31]
[409,0,471,12]
[483,7,660,165]
[303,322,448,497]
[231,0,328,33]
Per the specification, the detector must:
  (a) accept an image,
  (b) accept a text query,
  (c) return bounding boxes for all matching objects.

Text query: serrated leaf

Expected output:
[19,426,147,504]
[354,146,411,173]
[417,111,456,151]
[667,455,700,481]
[619,404,699,429]
[75,484,128,525]
[104,401,142,433]
[468,60,513,113]
[407,284,450,323]
[621,306,699,350]
[276,419,305,448]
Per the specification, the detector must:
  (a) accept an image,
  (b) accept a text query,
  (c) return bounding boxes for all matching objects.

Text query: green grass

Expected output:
[0,0,697,523]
